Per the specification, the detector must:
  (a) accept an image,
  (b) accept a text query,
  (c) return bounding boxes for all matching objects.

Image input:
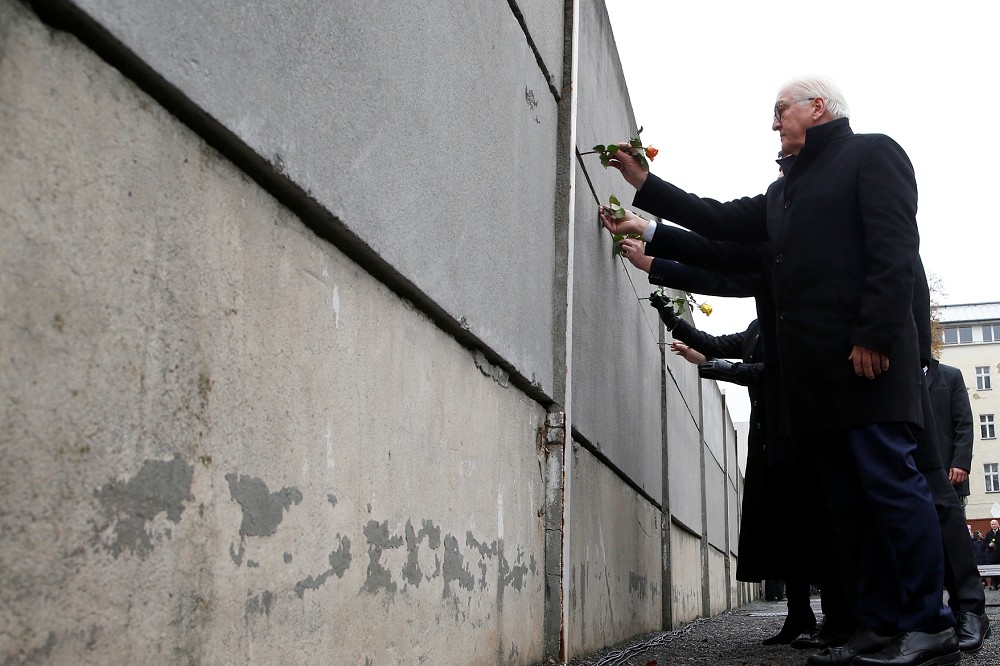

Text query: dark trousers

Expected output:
[912,372,986,616]
[923,468,986,615]
[813,423,953,634]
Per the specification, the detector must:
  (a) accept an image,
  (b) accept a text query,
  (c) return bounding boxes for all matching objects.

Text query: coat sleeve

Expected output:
[948,367,974,472]
[633,173,769,243]
[698,359,764,387]
[649,259,765,298]
[670,318,745,360]
[850,136,920,355]
[646,225,765,275]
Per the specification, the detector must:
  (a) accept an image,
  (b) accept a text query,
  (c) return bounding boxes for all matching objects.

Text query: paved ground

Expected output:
[570,588,1000,666]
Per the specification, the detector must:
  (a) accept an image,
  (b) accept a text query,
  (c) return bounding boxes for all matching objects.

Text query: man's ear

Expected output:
[812,97,829,121]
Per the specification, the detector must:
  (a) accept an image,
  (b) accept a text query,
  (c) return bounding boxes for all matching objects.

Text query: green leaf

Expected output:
[638,155,649,171]
[609,195,620,206]
[629,137,642,149]
[600,154,610,168]
[614,208,626,219]
[592,144,605,152]
[607,145,619,155]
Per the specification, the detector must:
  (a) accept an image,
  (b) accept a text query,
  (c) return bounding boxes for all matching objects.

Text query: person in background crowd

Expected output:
[971,530,989,586]
[987,520,1000,589]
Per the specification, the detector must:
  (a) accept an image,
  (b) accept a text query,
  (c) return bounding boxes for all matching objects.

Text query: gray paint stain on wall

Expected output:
[293,535,352,598]
[225,473,302,538]
[93,458,194,559]
[441,533,475,598]
[362,520,404,596]
[628,571,648,600]
[245,590,275,618]
[402,519,442,588]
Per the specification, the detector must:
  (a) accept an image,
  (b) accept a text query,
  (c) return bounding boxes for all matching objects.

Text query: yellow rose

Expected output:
[700,303,713,316]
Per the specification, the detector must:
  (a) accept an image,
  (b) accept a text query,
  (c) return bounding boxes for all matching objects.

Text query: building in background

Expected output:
[937,302,1000,529]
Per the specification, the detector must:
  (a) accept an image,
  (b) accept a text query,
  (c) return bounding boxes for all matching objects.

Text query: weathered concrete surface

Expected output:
[664,367,703,534]
[667,526,703,627]
[705,459,727,552]
[0,3,545,663]
[725,409,740,560]
[54,0,561,398]
[707,547,728,617]
[566,444,662,659]
[1,1,757,662]
[704,382,729,552]
[514,0,567,92]
[702,377,726,467]
[570,0,664,499]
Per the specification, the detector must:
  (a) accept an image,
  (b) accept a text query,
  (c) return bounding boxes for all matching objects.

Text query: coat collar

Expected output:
[800,117,853,156]
[778,117,853,180]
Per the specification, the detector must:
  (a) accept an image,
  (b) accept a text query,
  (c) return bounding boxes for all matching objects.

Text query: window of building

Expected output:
[982,324,1000,342]
[943,326,974,345]
[987,463,1000,493]
[981,414,996,439]
[978,366,992,391]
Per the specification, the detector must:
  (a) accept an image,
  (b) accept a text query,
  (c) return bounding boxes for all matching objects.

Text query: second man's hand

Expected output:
[598,205,648,237]
[619,238,651,272]
[608,142,649,190]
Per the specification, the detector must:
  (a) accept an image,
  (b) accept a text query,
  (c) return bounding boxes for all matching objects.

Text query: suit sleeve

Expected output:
[948,368,974,472]
[646,225,765,275]
[670,319,745,360]
[633,173,769,243]
[649,259,765,299]
[698,359,764,387]
[850,136,919,355]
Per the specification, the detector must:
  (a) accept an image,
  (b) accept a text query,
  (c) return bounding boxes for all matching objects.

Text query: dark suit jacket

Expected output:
[634,118,923,434]
[926,361,974,496]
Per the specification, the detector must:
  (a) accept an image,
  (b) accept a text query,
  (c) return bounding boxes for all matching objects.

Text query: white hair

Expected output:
[780,75,850,119]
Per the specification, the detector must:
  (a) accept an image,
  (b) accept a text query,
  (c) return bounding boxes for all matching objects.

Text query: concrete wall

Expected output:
[566,445,662,655]
[669,526,705,625]
[707,548,729,616]
[1,0,755,663]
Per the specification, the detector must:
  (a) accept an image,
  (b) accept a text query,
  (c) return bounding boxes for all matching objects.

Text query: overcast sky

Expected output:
[605,0,1000,422]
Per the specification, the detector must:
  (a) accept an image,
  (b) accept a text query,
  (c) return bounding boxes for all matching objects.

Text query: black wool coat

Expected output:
[635,118,924,434]
[649,262,799,581]
[670,316,787,581]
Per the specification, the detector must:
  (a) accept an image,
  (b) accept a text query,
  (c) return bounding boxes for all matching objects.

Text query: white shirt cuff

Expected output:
[642,220,657,242]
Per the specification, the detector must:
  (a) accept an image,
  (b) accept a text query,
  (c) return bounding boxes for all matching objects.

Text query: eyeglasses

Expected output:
[773,97,816,121]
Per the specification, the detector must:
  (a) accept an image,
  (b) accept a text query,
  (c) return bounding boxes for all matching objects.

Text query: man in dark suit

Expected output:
[926,361,974,505]
[603,75,957,665]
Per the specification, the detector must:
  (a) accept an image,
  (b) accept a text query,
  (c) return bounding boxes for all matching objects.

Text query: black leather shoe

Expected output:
[762,611,816,645]
[792,620,854,650]
[851,628,960,666]
[805,626,894,665]
[955,611,991,652]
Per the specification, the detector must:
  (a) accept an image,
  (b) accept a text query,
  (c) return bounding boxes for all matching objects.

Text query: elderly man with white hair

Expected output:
[604,76,959,666]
